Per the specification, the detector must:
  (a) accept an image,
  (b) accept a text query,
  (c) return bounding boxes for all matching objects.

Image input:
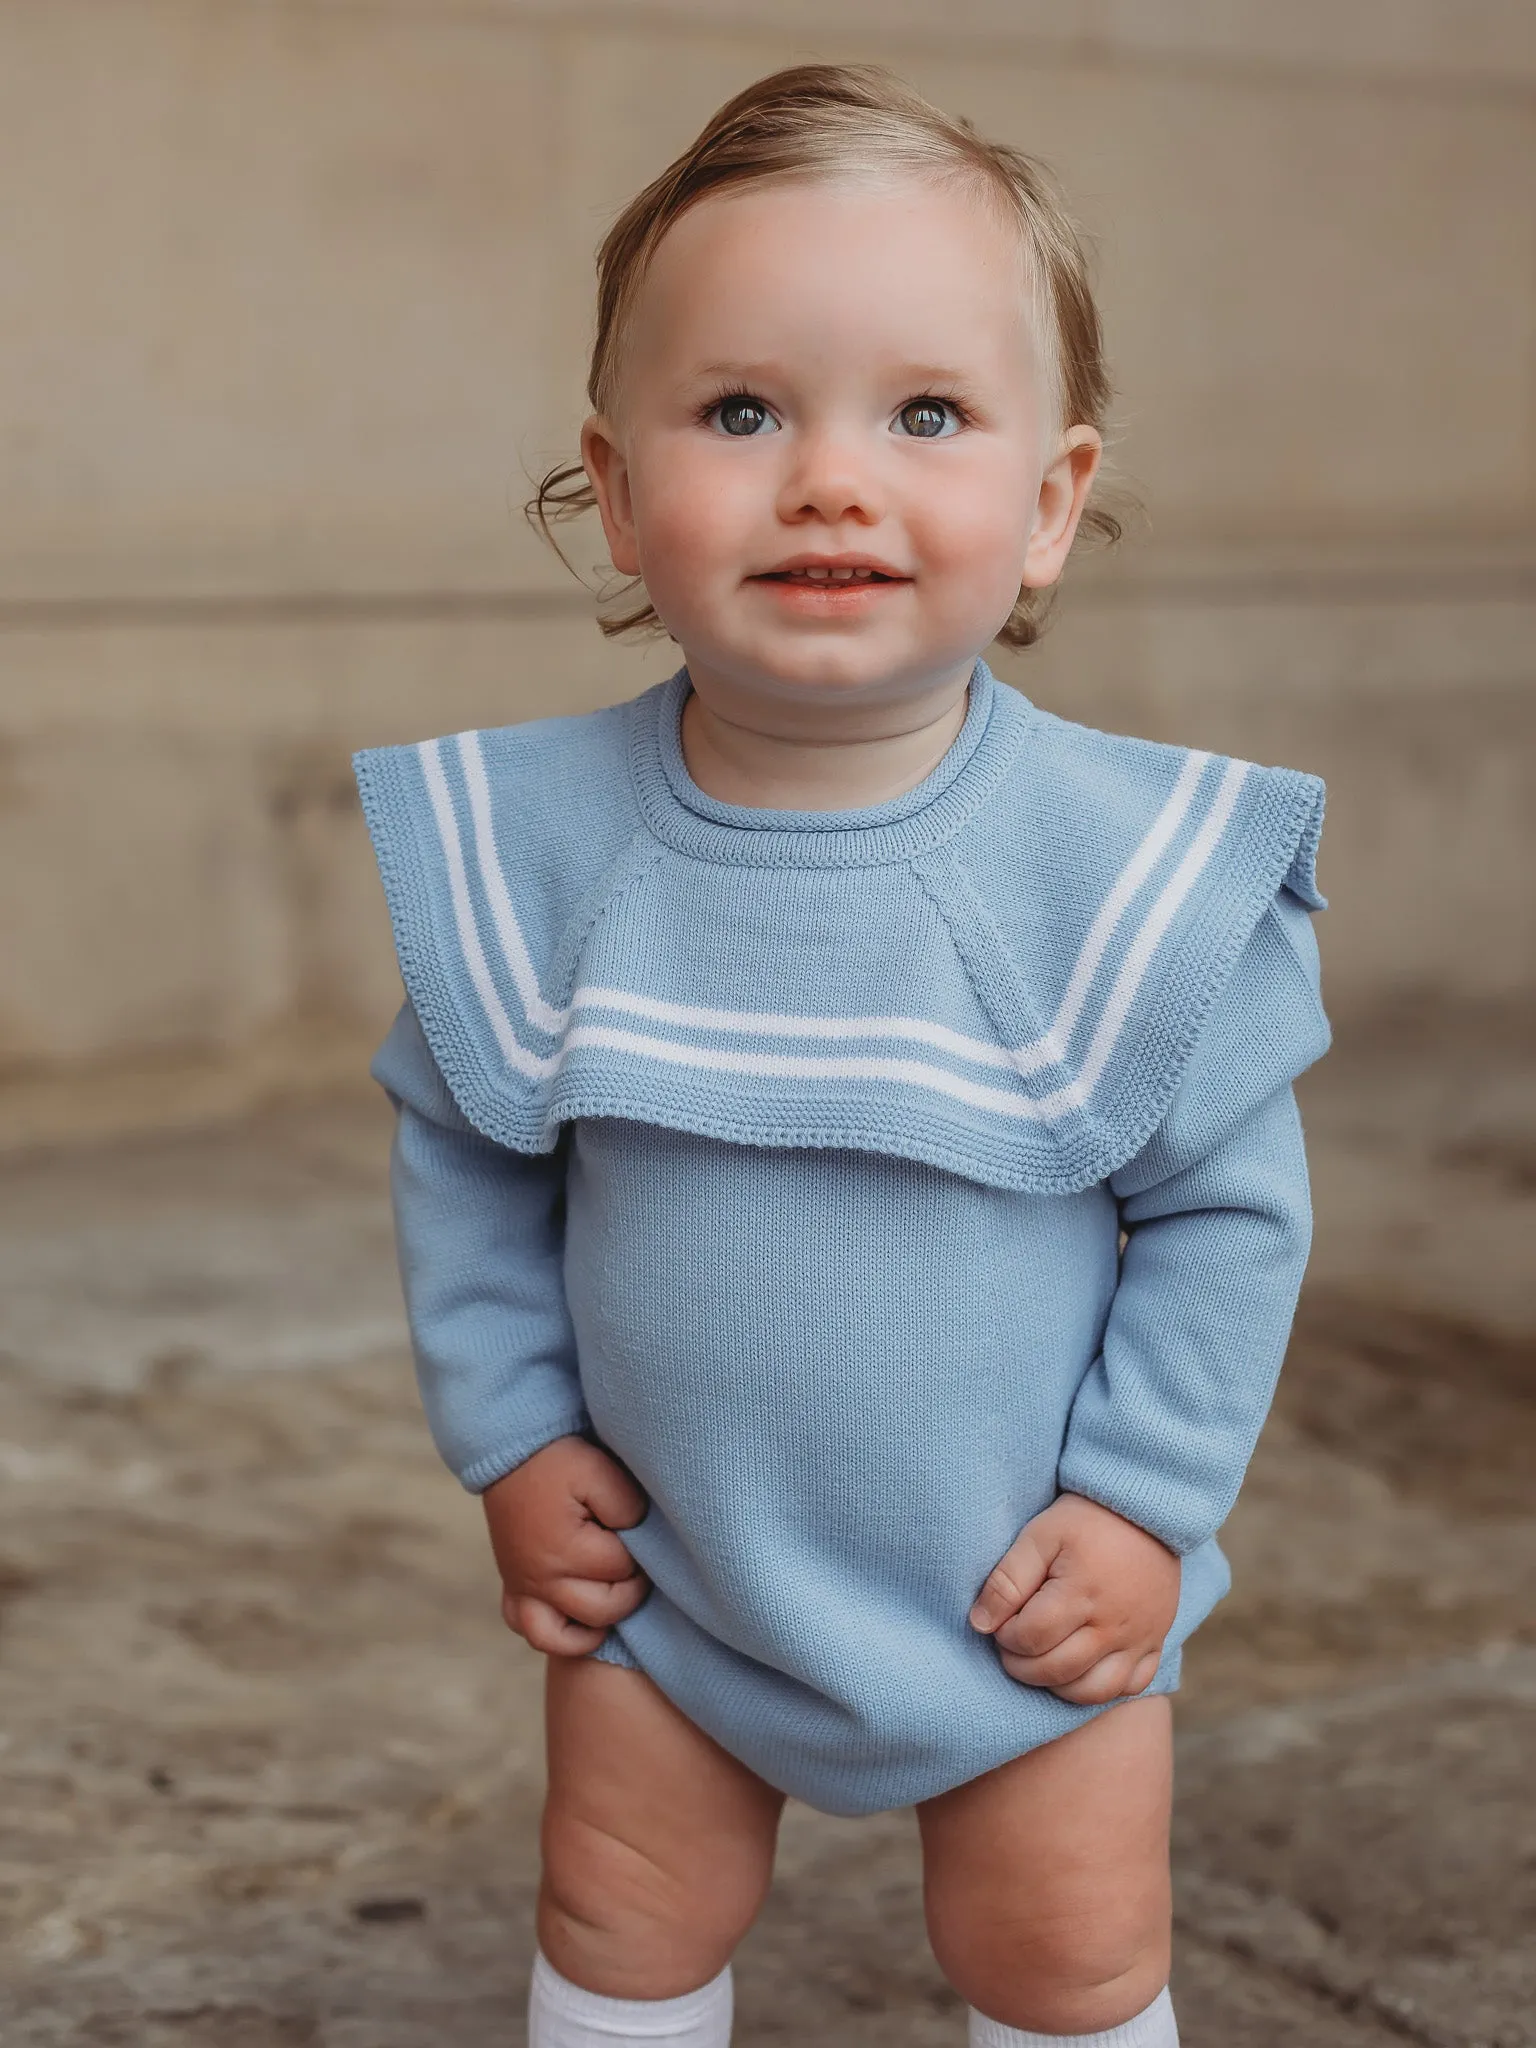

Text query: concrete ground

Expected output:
[0,1020,1532,2047]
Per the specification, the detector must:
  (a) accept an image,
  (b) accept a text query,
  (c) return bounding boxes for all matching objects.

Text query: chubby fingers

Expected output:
[992,1579,1091,1659]
[505,1594,609,1657]
[571,1443,649,1531]
[544,1571,649,1630]
[1000,1636,1162,1704]
[503,1566,649,1650]
[1048,1649,1163,1707]
[998,1623,1103,1690]
[561,1520,643,1585]
[968,1530,1052,1635]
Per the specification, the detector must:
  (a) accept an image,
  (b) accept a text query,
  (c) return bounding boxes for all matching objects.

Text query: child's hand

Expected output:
[481,1435,649,1657]
[968,1492,1179,1706]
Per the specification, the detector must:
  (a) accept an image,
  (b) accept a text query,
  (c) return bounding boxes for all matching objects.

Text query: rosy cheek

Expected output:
[913,506,1008,575]
[634,475,710,558]
[926,484,1032,570]
[651,466,756,564]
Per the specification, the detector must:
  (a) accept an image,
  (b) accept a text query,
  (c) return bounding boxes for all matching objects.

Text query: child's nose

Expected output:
[775,428,885,528]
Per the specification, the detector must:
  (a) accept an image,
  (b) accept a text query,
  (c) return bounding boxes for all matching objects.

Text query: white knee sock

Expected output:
[528,1950,732,2046]
[969,1984,1177,2048]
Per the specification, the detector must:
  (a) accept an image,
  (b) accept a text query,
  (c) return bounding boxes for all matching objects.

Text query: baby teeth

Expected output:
[792,566,874,581]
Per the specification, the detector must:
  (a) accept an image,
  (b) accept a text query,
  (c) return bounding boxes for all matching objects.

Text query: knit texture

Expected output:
[354,662,1325,1196]
[364,668,1329,1815]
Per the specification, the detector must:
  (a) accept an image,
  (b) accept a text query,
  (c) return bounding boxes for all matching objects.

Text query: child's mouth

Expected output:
[763,566,897,584]
[753,566,909,609]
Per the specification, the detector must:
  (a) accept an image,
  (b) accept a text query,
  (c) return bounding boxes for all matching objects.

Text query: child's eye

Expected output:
[707,394,780,437]
[893,398,961,440]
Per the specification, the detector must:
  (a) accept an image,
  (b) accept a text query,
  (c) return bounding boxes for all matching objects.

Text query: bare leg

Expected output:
[918,1696,1173,2035]
[539,1655,786,2000]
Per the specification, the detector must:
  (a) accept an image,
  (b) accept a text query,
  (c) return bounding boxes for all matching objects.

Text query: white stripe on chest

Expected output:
[418,729,1247,1122]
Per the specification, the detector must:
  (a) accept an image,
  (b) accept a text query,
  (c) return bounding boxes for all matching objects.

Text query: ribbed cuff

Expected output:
[969,1984,1176,2047]
[458,1410,592,1494]
[530,1950,733,2041]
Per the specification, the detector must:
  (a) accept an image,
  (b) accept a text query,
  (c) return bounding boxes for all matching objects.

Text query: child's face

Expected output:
[582,174,1100,715]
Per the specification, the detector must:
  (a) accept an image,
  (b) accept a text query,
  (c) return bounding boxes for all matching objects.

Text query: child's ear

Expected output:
[1023,426,1103,591]
[581,415,641,577]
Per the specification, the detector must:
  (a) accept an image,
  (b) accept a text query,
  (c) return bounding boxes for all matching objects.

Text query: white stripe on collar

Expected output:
[416,729,1246,1123]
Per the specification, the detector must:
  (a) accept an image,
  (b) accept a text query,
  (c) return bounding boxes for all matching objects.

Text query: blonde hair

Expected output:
[529,63,1120,649]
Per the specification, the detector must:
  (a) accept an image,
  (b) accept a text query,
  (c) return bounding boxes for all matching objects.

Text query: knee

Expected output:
[539,1804,771,1999]
[926,1890,1170,2035]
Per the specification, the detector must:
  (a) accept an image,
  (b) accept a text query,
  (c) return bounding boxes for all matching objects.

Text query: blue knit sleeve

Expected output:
[1055,890,1329,1555]
[371,1000,590,1493]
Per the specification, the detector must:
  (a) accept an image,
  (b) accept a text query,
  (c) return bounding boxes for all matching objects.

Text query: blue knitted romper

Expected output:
[357,662,1328,1816]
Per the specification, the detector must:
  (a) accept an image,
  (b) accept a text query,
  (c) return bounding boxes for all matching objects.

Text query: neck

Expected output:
[679,668,974,812]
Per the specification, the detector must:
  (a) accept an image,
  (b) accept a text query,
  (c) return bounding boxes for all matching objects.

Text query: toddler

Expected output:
[357,64,1328,2048]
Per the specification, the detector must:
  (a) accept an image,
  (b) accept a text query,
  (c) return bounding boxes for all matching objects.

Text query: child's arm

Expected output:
[374,1001,648,1653]
[972,889,1328,1702]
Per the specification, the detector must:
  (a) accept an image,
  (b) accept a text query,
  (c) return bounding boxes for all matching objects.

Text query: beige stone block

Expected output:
[908,53,1536,538]
[0,598,677,741]
[1100,0,1536,85]
[0,730,292,1067]
[317,1,1536,83]
[0,0,560,600]
[1008,578,1536,1018]
[0,605,680,1067]
[316,0,1112,55]
[599,0,1106,49]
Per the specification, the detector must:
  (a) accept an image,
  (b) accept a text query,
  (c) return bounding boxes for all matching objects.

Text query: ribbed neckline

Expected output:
[629,659,1031,868]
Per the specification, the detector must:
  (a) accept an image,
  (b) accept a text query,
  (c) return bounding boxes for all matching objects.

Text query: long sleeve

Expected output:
[372,1000,589,1493]
[1056,889,1330,1555]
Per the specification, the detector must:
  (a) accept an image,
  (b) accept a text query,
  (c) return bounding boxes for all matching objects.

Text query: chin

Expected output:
[742,637,933,698]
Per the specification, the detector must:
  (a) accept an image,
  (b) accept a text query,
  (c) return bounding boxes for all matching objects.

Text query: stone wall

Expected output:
[2,0,1532,1136]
